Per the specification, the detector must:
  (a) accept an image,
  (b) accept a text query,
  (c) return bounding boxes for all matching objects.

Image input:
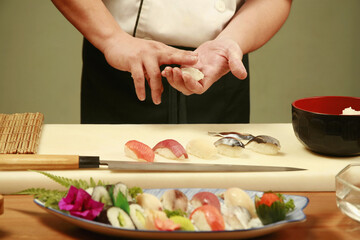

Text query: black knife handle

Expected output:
[79,156,100,168]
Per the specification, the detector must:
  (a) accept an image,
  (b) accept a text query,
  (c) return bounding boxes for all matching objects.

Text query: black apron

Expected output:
[81,39,250,124]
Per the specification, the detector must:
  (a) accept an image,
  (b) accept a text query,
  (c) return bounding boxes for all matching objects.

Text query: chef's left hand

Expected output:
[161,38,248,95]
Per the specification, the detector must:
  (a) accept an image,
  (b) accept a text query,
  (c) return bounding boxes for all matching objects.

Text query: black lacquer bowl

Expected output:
[292,96,360,156]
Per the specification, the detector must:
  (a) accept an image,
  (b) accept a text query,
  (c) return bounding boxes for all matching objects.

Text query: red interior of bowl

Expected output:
[292,96,360,115]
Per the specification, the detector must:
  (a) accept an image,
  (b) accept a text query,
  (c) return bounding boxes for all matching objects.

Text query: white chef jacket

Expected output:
[103,0,244,48]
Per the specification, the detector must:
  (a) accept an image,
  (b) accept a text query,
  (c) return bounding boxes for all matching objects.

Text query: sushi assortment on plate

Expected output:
[124,131,281,162]
[22,172,297,233]
[24,171,308,239]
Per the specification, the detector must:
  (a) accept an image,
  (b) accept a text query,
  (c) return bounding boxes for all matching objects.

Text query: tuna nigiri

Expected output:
[153,139,188,160]
[124,140,155,162]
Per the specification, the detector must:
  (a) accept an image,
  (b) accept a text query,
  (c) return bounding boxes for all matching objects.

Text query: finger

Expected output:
[130,63,146,101]
[181,69,204,94]
[228,51,247,80]
[143,59,163,105]
[172,67,193,95]
[160,47,198,66]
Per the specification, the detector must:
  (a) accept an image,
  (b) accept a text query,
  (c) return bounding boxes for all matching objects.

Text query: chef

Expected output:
[51,0,292,124]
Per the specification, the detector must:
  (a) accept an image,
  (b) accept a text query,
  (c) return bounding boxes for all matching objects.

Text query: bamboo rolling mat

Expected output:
[0,112,44,154]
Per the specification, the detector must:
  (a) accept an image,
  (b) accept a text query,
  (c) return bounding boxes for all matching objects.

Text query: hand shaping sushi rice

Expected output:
[181,67,204,81]
[186,138,218,159]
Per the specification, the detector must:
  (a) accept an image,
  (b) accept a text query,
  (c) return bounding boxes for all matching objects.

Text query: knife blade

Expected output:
[100,160,306,172]
[0,154,306,172]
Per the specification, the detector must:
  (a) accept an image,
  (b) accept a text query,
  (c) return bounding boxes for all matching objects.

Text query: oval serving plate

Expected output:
[34,188,309,240]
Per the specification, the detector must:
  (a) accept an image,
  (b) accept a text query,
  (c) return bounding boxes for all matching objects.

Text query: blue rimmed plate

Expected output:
[34,188,309,239]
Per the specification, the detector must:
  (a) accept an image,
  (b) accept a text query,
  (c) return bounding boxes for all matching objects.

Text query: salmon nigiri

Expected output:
[124,140,155,162]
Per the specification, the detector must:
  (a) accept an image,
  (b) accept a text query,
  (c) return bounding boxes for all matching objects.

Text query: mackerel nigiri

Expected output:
[153,139,188,160]
[124,140,155,162]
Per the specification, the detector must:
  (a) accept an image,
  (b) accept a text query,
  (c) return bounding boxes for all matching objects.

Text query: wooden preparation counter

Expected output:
[1,192,360,240]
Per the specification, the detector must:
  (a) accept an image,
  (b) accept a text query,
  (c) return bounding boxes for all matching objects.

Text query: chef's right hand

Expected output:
[103,34,198,105]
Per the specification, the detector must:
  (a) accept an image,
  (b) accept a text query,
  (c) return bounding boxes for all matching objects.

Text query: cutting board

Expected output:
[1,124,359,194]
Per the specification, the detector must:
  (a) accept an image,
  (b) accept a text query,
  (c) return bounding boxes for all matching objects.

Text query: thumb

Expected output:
[228,49,248,80]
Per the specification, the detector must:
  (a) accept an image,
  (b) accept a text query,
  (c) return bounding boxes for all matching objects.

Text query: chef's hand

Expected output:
[161,38,247,95]
[103,34,198,104]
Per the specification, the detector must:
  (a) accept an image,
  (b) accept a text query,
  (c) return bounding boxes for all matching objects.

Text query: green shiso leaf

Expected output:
[114,191,130,215]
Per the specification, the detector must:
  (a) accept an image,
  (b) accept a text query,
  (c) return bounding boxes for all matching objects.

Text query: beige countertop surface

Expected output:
[1,123,359,194]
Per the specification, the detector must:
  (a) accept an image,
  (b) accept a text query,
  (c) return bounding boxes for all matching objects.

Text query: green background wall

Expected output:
[1,1,359,123]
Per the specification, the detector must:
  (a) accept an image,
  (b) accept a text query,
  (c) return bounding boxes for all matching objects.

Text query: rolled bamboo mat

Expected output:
[0,112,44,154]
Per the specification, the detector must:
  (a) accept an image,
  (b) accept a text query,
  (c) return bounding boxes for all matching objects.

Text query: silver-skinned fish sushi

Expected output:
[245,135,281,155]
[214,137,245,158]
[208,131,255,141]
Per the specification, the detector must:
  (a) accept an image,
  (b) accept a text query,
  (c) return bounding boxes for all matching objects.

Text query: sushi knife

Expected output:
[0,154,306,172]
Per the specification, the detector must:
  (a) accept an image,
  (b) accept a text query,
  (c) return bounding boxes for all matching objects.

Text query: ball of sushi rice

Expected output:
[181,67,204,81]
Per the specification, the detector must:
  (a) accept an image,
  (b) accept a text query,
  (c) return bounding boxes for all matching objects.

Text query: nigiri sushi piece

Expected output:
[245,135,281,155]
[186,138,217,159]
[208,131,255,141]
[136,193,163,211]
[97,206,135,229]
[214,137,245,158]
[160,189,188,212]
[124,140,155,162]
[221,187,257,218]
[129,204,147,230]
[190,191,221,212]
[222,205,253,230]
[190,205,225,231]
[153,139,188,160]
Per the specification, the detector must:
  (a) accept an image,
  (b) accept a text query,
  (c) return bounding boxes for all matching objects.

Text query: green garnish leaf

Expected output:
[29,170,107,189]
[15,188,67,210]
[164,209,187,218]
[128,186,143,200]
[114,191,130,215]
